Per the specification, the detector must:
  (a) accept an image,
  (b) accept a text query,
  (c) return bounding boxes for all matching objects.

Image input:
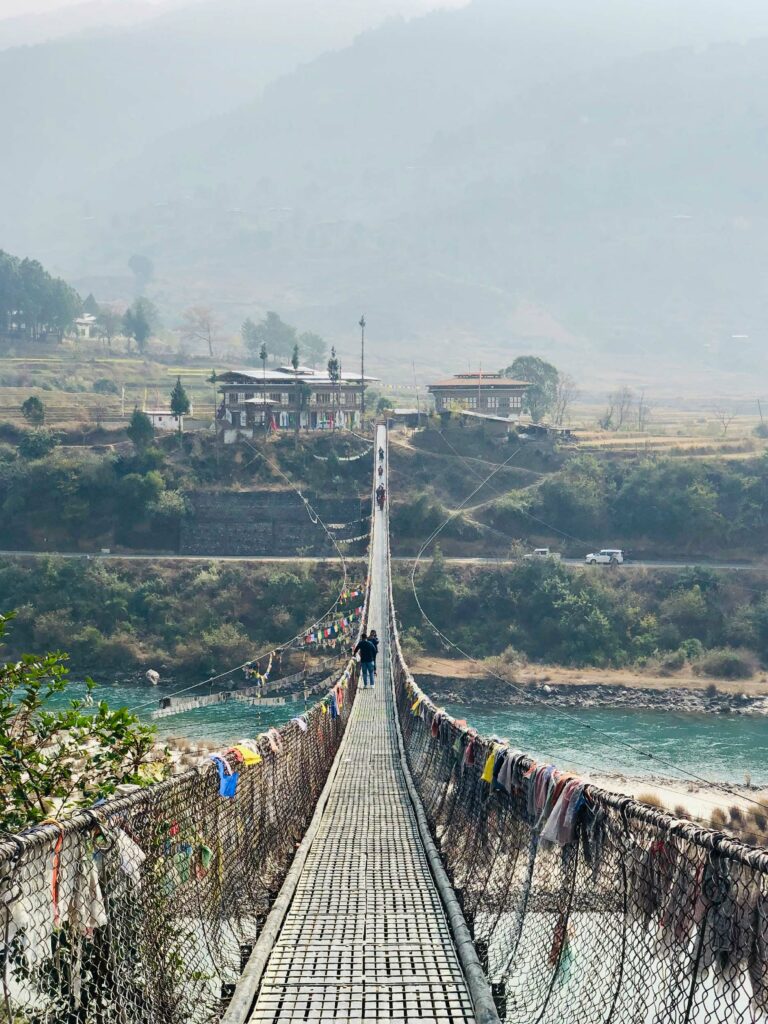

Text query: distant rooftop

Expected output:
[218,367,378,385]
[428,375,529,388]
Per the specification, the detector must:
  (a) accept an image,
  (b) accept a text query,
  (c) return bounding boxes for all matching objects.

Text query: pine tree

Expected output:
[169,376,190,438]
[126,407,154,449]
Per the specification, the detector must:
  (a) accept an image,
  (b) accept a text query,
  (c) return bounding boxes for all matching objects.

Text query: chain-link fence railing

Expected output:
[387,560,768,1024]
[0,663,358,1024]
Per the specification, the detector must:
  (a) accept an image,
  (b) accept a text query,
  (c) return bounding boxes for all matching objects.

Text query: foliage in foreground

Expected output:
[0,613,168,833]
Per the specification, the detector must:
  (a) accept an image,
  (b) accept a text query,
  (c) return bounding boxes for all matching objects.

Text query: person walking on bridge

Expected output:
[354,631,377,688]
[368,629,379,682]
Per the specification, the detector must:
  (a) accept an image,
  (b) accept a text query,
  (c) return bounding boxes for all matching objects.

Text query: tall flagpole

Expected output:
[359,315,366,424]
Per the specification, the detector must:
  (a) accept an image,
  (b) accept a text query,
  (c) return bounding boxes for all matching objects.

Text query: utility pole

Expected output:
[359,315,366,424]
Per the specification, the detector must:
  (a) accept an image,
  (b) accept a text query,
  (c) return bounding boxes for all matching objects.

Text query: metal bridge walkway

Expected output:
[240,427,476,1023]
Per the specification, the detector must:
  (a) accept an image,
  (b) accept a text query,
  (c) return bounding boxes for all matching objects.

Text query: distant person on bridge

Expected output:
[378,446,384,460]
[376,484,386,510]
[354,631,377,688]
[368,629,379,682]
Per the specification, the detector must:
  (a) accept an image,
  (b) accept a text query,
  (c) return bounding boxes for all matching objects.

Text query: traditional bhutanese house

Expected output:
[216,365,377,441]
[427,372,529,419]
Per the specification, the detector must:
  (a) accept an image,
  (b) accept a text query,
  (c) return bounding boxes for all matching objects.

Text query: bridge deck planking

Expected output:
[246,428,475,1023]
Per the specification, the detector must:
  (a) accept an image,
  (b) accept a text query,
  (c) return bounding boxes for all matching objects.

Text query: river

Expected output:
[58,681,768,785]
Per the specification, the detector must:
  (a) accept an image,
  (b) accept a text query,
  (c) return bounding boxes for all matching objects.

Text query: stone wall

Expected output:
[180,489,366,556]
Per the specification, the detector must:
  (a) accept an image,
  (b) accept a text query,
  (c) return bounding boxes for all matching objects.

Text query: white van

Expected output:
[585,549,624,565]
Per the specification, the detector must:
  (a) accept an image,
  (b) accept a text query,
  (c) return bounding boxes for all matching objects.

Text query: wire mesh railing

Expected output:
[386,540,768,1024]
[0,663,358,1024]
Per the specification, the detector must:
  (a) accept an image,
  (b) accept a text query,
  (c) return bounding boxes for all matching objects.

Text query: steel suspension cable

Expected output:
[406,447,768,816]
[128,440,360,714]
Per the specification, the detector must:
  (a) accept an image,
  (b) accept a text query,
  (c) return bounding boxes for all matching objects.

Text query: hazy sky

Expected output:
[0,0,172,15]
[0,0,465,19]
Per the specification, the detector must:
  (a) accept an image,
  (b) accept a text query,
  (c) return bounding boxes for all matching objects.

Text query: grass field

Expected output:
[0,348,220,426]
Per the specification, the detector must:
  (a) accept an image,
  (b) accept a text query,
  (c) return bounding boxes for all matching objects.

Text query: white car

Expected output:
[585,549,624,565]
[526,548,562,560]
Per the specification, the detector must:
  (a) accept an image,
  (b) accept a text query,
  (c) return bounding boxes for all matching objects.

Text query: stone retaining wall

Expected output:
[180,489,366,556]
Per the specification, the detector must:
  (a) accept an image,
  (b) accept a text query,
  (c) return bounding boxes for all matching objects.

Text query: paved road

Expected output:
[0,549,764,572]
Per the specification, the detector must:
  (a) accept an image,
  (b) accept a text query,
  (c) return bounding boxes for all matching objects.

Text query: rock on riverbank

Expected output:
[415,673,768,715]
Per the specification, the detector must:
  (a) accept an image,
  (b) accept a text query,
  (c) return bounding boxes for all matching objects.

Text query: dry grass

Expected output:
[637,791,666,809]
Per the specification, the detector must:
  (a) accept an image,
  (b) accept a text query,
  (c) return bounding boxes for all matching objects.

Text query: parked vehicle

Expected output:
[526,548,562,560]
[585,549,624,565]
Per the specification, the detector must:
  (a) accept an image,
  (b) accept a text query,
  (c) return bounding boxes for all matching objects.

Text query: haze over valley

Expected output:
[4,0,768,386]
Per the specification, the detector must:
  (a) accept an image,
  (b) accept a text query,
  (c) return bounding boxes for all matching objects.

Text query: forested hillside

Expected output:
[394,557,768,676]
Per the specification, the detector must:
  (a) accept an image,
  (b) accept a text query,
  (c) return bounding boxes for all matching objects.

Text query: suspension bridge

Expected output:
[2,425,768,1024]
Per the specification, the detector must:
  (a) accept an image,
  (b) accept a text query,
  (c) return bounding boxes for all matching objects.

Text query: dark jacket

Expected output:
[354,638,377,664]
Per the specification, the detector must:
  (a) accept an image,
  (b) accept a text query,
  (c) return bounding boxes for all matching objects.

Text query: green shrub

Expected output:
[679,637,705,660]
[18,428,59,459]
[695,648,754,680]
[93,377,120,395]
[660,648,686,671]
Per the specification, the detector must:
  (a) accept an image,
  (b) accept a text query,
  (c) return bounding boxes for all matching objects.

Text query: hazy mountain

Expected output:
[1,0,458,237]
[0,2,183,50]
[8,0,768,380]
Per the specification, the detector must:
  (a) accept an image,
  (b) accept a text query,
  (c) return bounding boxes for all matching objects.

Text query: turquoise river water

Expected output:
[55,679,768,786]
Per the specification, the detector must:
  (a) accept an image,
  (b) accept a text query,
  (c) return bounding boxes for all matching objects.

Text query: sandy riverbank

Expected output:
[411,656,768,714]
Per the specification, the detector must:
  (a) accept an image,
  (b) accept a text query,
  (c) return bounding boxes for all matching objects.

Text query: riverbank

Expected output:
[412,656,768,715]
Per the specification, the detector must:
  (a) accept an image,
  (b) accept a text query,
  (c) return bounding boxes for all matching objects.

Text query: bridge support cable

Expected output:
[389,517,768,1018]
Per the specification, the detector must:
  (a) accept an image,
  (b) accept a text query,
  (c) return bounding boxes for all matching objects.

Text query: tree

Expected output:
[90,403,109,429]
[504,356,559,422]
[170,376,191,439]
[0,612,168,832]
[552,374,577,426]
[242,311,296,362]
[0,250,81,342]
[327,346,341,430]
[82,292,100,315]
[601,386,634,431]
[21,394,45,424]
[123,300,152,353]
[713,407,736,436]
[18,427,58,459]
[118,471,165,526]
[299,331,326,368]
[128,253,154,296]
[180,305,219,357]
[126,408,154,449]
[96,306,123,349]
[93,377,119,395]
[637,389,651,432]
[241,317,258,350]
